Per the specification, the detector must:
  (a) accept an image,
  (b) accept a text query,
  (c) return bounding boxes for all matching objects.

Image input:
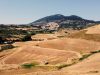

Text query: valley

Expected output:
[0,24,100,75]
[0,15,100,75]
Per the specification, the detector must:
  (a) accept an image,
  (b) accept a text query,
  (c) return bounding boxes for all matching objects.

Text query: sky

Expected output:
[0,0,100,24]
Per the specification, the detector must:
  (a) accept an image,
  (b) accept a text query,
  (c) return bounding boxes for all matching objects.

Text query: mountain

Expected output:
[30,14,98,30]
[96,21,100,23]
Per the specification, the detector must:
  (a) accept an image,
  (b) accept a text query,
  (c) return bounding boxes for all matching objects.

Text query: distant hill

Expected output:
[30,14,98,30]
[96,21,100,23]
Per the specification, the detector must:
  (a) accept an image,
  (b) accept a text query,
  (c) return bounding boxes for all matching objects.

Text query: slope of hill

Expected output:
[24,53,100,75]
[0,24,100,75]
[37,38,100,54]
[67,24,100,42]
[62,53,100,75]
[3,46,80,65]
[85,24,100,34]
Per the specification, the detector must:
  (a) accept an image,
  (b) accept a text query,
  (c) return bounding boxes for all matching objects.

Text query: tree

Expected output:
[21,35,32,41]
[0,37,4,44]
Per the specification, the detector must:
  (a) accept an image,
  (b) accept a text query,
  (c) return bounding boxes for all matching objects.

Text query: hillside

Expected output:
[62,53,100,75]
[67,24,100,42]
[0,24,100,75]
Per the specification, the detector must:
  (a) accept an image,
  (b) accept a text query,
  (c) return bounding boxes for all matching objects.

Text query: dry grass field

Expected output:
[0,24,100,75]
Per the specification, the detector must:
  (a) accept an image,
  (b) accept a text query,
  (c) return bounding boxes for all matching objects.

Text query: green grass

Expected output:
[21,63,38,69]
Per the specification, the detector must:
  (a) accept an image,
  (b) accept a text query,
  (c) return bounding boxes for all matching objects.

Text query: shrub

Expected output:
[57,36,65,38]
[91,50,100,54]
[79,54,91,61]
[57,64,71,70]
[21,63,38,69]
[79,50,100,61]
[0,37,4,44]
[89,70,99,73]
[0,44,14,52]
[29,31,36,35]
[21,35,32,41]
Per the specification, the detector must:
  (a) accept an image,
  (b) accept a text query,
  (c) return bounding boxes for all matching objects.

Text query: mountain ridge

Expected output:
[30,14,98,30]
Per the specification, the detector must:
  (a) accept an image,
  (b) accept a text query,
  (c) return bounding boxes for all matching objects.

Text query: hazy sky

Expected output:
[0,0,100,24]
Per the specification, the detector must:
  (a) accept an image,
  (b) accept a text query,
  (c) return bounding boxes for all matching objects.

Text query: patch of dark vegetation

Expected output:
[57,62,76,70]
[0,44,15,52]
[21,63,38,69]
[47,38,56,40]
[0,36,4,44]
[35,44,39,46]
[79,50,100,61]
[90,50,100,54]
[57,64,70,70]
[32,39,44,41]
[30,30,55,34]
[88,70,99,73]
[0,24,56,43]
[57,36,65,38]
[21,35,32,41]
[79,54,91,61]
[0,29,28,35]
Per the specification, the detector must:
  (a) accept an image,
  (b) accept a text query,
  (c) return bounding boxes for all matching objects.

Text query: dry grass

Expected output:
[67,30,100,42]
[38,38,100,53]
[1,25,100,75]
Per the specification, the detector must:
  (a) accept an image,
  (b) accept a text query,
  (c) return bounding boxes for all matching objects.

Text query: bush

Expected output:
[0,44,14,52]
[57,36,65,38]
[79,50,100,61]
[79,54,91,61]
[29,31,36,35]
[57,64,72,70]
[21,63,38,69]
[91,50,100,54]
[0,37,4,44]
[89,70,99,73]
[21,35,32,41]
